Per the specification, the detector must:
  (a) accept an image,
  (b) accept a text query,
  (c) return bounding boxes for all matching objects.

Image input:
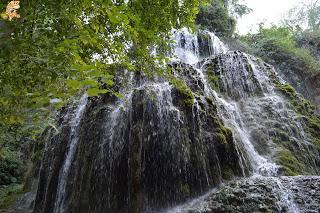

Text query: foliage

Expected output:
[241,26,320,74]
[228,0,252,19]
[282,0,320,32]
[171,78,195,107]
[196,0,250,37]
[276,149,302,176]
[196,0,236,37]
[295,29,320,60]
[0,183,23,209]
[0,0,202,124]
[0,148,24,185]
[0,120,47,202]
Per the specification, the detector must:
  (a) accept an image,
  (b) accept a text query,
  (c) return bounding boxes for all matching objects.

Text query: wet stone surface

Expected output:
[183,176,320,213]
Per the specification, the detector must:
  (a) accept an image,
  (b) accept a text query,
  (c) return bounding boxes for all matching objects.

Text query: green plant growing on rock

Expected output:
[0,183,24,209]
[273,78,320,150]
[207,71,220,92]
[205,96,215,106]
[211,115,232,145]
[276,149,303,176]
[222,167,235,180]
[171,78,195,107]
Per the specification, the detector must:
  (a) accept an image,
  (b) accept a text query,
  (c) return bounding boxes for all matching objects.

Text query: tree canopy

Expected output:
[196,0,250,37]
[283,0,320,32]
[0,0,202,124]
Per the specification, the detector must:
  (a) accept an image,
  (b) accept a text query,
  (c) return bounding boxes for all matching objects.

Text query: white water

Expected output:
[173,28,200,65]
[165,187,219,213]
[172,28,227,64]
[54,94,88,213]
[205,30,228,56]
[172,30,280,176]
[51,28,304,213]
[168,28,302,213]
[212,92,281,176]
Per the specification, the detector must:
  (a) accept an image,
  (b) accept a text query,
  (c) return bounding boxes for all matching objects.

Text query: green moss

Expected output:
[276,149,303,176]
[205,96,214,106]
[0,184,24,209]
[222,167,234,180]
[211,115,232,145]
[276,83,296,98]
[273,78,320,150]
[217,133,227,145]
[171,78,194,107]
[207,71,220,92]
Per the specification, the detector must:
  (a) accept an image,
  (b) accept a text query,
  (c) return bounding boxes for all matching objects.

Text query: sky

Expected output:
[237,0,304,35]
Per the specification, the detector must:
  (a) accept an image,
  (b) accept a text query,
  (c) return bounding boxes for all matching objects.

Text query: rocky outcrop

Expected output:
[32,66,248,213]
[184,176,320,213]
[310,73,320,110]
[200,52,320,176]
[29,29,320,213]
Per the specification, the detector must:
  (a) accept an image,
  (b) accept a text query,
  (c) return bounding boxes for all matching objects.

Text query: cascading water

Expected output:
[33,29,245,213]
[172,28,227,64]
[53,94,88,213]
[172,29,280,177]
[32,28,320,213]
[168,29,319,212]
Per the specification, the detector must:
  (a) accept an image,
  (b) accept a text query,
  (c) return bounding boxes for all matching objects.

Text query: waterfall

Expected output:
[169,29,310,212]
[33,27,320,213]
[172,28,227,64]
[204,30,228,56]
[172,29,280,176]
[53,94,88,213]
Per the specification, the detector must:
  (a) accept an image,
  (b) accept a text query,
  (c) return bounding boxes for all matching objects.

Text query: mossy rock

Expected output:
[276,149,303,176]
[217,133,228,145]
[207,70,220,92]
[273,78,320,151]
[171,78,195,107]
[222,167,235,180]
[0,184,24,209]
[205,96,215,106]
[277,83,296,98]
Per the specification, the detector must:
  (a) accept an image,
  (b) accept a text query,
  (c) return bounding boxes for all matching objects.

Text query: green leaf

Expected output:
[66,80,82,89]
[87,88,108,97]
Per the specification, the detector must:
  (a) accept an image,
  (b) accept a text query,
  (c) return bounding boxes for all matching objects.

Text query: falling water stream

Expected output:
[169,29,301,212]
[41,28,314,213]
[54,94,88,213]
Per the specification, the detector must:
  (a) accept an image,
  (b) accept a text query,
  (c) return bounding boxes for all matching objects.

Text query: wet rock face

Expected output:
[199,52,320,176]
[201,51,264,100]
[277,67,320,112]
[33,65,246,213]
[185,176,320,213]
[32,45,320,213]
[310,73,320,111]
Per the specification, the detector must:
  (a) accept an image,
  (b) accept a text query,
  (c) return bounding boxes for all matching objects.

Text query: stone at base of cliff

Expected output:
[182,176,320,213]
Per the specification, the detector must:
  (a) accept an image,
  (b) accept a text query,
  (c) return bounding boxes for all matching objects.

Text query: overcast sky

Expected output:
[237,0,304,34]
